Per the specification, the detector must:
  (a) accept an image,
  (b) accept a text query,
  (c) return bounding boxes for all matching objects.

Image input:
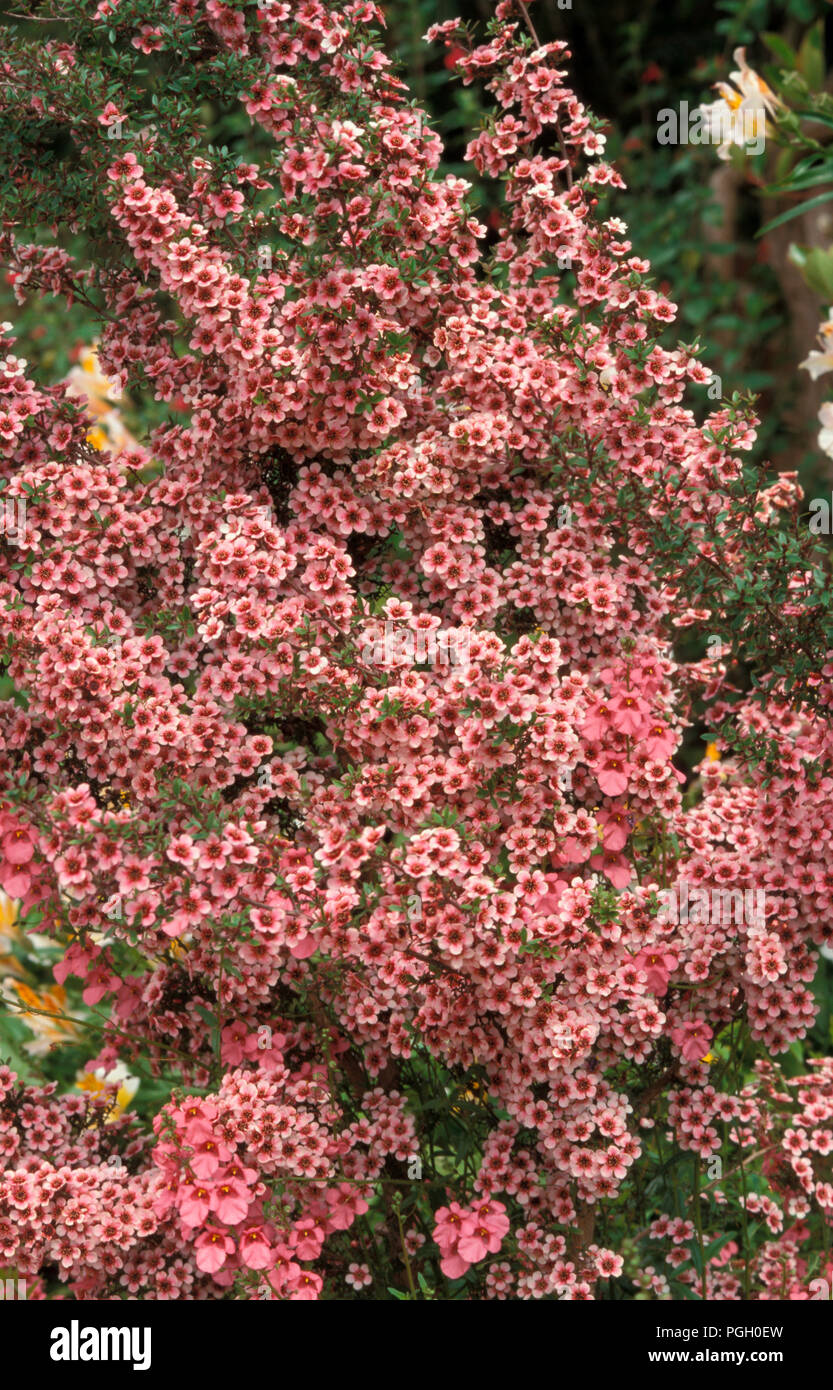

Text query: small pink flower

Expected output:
[187,1129,230,1181]
[97,101,125,128]
[582,702,615,741]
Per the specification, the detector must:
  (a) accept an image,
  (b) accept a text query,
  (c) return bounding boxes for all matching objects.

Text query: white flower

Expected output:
[818,401,833,458]
[583,132,606,157]
[698,47,780,161]
[801,310,833,380]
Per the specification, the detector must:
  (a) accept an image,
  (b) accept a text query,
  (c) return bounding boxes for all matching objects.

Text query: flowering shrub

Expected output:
[0,0,831,1300]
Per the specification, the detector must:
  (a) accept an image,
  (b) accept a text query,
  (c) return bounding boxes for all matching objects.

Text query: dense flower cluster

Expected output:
[0,0,831,1299]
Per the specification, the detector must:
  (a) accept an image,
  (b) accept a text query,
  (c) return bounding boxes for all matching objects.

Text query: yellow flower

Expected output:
[86,426,109,451]
[705,743,721,761]
[0,891,18,932]
[450,1078,488,1114]
[0,891,20,953]
[77,1063,139,1121]
[3,979,80,1056]
[701,1052,714,1064]
[65,347,137,454]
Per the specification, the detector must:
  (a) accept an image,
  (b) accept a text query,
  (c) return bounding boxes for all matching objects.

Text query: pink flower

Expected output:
[81,965,115,1006]
[457,1218,499,1263]
[53,942,94,986]
[581,702,615,740]
[116,856,152,894]
[2,829,34,864]
[432,1202,469,1254]
[186,1126,230,1181]
[469,1197,510,1240]
[439,1249,472,1279]
[589,850,632,889]
[240,1226,273,1269]
[194,1229,235,1273]
[433,1199,508,1279]
[530,873,568,915]
[289,1221,324,1261]
[211,1180,251,1225]
[634,948,678,994]
[287,929,317,959]
[671,1019,713,1063]
[0,867,30,899]
[596,754,631,797]
[179,1184,212,1228]
[97,101,124,128]
[608,689,649,736]
[166,834,198,868]
[325,1182,369,1231]
[642,721,677,760]
[287,1272,323,1300]
[596,805,632,852]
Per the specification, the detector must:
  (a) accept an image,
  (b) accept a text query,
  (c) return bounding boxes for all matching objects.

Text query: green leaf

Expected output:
[703,1233,736,1260]
[675,1281,704,1300]
[789,245,833,299]
[797,23,825,92]
[765,168,833,195]
[793,109,833,132]
[761,33,797,67]
[758,189,833,236]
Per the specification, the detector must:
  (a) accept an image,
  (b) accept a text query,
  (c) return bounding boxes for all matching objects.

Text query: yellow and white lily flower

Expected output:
[64,346,137,454]
[801,310,833,381]
[76,1061,140,1121]
[698,47,780,161]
